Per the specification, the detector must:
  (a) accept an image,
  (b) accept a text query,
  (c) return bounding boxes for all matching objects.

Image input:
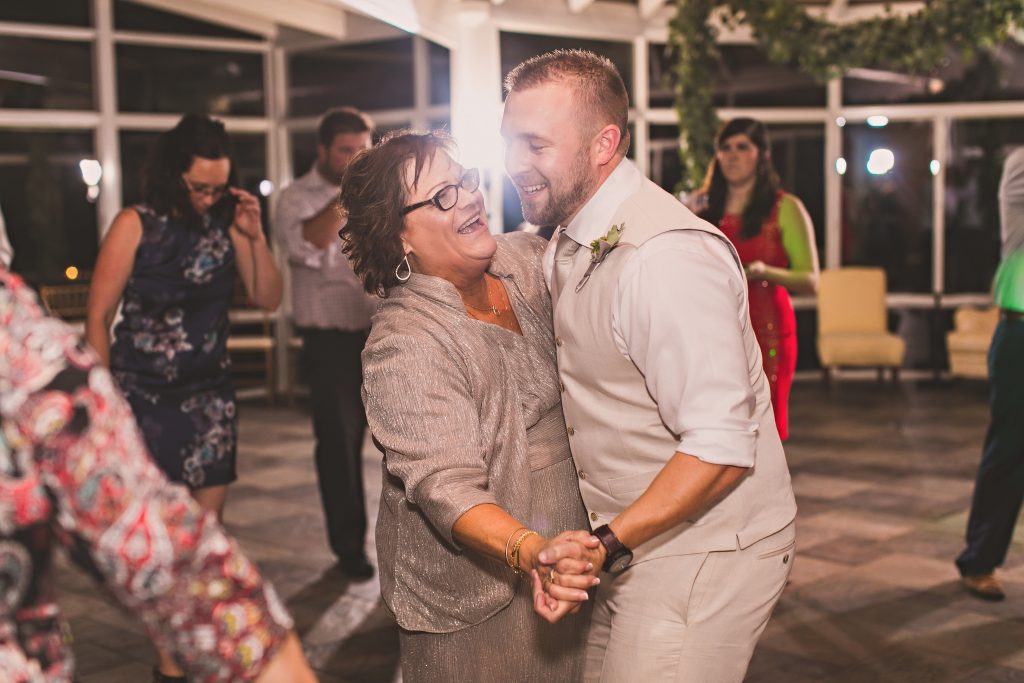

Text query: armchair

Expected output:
[816,267,906,382]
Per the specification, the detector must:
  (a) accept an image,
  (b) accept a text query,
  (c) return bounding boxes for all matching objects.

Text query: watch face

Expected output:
[608,550,633,574]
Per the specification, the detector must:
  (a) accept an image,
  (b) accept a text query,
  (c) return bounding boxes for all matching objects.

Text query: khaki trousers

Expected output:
[584,521,796,683]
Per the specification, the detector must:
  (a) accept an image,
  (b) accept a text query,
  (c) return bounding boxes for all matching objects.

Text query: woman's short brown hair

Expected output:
[339,130,452,295]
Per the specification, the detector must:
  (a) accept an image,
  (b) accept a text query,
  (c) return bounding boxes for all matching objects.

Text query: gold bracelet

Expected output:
[511,530,539,574]
[504,527,528,570]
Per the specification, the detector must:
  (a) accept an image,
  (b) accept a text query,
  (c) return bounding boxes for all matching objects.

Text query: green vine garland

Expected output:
[667,0,1024,190]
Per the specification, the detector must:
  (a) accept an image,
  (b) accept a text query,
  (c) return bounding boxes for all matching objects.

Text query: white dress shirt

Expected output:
[544,158,759,467]
[273,166,376,331]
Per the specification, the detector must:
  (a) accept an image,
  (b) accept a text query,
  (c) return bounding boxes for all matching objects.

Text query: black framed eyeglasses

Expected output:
[181,177,228,200]
[402,168,480,215]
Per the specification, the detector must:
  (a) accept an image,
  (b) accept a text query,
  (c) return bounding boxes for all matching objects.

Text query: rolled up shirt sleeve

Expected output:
[613,230,759,467]
[362,331,498,547]
[272,186,330,270]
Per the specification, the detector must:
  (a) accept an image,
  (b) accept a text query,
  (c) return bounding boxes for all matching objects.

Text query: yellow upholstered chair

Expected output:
[816,267,906,382]
[946,306,999,380]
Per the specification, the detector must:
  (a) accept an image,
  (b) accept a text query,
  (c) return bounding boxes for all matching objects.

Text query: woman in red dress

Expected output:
[690,118,820,441]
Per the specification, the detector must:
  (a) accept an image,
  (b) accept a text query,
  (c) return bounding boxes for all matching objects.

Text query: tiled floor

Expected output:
[60,379,1024,682]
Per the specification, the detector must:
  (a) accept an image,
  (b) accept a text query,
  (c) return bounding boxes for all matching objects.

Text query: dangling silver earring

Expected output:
[395,255,411,282]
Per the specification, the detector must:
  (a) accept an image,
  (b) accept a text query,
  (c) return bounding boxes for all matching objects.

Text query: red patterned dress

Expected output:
[0,269,291,682]
[718,193,798,441]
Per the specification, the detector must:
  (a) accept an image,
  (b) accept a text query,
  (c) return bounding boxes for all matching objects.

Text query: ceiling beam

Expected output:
[129,0,277,37]
[229,0,347,39]
[638,0,667,20]
[331,0,459,48]
[492,0,643,41]
[567,0,596,13]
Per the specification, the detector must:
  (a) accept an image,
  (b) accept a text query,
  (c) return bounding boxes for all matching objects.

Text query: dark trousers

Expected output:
[300,327,369,559]
[956,318,1024,576]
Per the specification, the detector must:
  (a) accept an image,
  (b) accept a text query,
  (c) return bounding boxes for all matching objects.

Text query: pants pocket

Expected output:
[756,538,796,561]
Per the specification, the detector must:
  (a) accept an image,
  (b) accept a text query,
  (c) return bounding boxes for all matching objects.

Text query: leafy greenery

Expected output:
[667,0,1024,190]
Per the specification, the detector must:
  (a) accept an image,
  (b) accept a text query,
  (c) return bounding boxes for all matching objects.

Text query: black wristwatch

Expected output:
[593,524,633,573]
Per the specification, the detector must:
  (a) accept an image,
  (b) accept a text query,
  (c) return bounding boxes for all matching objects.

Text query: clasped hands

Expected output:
[528,530,605,624]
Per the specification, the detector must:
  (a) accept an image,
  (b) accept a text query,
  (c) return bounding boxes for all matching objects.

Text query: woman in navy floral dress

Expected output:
[86,114,281,682]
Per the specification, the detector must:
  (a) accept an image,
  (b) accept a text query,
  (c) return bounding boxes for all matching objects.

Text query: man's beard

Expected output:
[318,161,344,186]
[519,149,595,227]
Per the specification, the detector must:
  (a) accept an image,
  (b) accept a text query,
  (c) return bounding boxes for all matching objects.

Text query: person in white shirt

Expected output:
[272,107,378,579]
[501,50,797,682]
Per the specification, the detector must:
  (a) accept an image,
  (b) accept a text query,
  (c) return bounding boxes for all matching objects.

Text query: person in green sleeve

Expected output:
[956,146,1024,601]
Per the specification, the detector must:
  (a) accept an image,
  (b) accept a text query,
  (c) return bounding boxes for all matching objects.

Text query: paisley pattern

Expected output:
[0,270,291,682]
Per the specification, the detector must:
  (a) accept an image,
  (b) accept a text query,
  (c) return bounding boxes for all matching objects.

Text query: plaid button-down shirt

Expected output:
[273,166,377,331]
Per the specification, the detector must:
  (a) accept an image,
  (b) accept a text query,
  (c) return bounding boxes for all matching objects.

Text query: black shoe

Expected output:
[336,554,375,581]
[153,669,187,683]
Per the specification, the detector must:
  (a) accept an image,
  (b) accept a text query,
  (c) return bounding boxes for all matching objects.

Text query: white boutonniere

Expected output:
[576,223,625,292]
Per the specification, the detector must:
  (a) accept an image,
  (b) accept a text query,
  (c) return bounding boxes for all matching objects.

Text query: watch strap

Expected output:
[593,524,629,572]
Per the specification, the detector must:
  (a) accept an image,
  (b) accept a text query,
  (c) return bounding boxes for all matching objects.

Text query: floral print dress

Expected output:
[110,205,237,489]
[0,269,291,682]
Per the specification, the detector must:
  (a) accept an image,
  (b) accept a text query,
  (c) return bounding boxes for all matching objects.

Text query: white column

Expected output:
[93,0,121,238]
[449,6,504,232]
[267,42,293,394]
[413,35,431,130]
[931,116,947,296]
[631,35,649,178]
[824,77,842,270]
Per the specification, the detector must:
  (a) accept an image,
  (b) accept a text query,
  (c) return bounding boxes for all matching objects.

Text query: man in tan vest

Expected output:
[501,49,798,682]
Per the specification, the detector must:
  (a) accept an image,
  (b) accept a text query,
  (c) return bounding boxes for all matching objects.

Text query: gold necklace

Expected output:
[464,277,508,317]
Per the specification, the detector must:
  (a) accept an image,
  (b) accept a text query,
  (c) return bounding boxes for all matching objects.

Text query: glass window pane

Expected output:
[428,118,451,133]
[121,130,268,231]
[289,123,404,182]
[0,0,90,26]
[0,37,94,110]
[843,41,1024,105]
[945,119,1024,294]
[288,38,414,117]
[649,124,683,193]
[841,121,933,293]
[648,43,825,109]
[500,33,633,99]
[289,131,318,180]
[113,0,262,40]
[116,45,265,116]
[769,124,826,257]
[429,41,450,106]
[0,129,98,285]
[648,122,824,254]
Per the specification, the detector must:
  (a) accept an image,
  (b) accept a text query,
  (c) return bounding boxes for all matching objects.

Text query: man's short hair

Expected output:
[318,107,375,148]
[504,49,630,156]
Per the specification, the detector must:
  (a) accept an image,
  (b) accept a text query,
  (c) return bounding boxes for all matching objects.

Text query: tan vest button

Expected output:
[555,336,563,346]
[578,470,587,480]
[567,426,575,436]
[590,512,599,522]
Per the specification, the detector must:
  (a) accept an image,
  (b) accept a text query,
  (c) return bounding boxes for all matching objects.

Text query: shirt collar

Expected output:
[563,157,644,247]
[306,164,339,191]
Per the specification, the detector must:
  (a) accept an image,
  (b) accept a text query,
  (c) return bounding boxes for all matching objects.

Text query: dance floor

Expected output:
[60,379,1024,682]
